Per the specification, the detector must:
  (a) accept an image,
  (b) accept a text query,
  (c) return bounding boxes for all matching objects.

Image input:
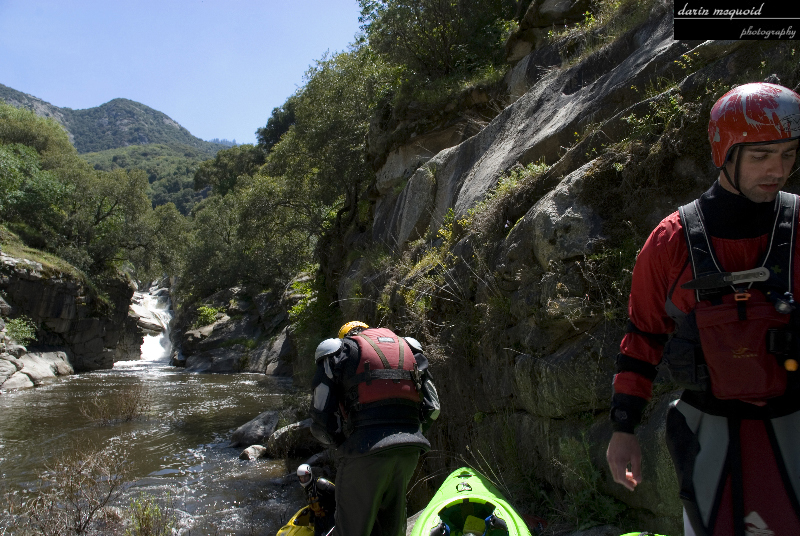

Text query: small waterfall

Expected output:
[118,284,174,366]
[139,287,173,362]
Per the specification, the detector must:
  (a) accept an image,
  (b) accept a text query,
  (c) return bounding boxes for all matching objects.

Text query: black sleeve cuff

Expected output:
[610,393,648,434]
[615,353,658,381]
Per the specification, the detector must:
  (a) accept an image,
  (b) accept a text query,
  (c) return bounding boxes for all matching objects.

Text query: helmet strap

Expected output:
[721,147,747,197]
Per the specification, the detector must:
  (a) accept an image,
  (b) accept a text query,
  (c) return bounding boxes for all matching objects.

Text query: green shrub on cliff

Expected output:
[358,0,516,79]
[195,305,222,327]
[554,434,626,529]
[4,315,37,346]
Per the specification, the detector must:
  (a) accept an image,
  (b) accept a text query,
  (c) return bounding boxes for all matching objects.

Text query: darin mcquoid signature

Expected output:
[677,3,765,20]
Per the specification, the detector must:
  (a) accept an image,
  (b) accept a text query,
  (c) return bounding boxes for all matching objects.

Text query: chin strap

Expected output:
[721,147,747,198]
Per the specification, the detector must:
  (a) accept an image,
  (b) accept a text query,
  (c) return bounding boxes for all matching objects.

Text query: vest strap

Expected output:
[344,368,415,390]
[357,333,392,369]
[679,192,798,301]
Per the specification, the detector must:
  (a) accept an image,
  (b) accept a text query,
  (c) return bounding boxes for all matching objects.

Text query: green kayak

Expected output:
[410,467,534,536]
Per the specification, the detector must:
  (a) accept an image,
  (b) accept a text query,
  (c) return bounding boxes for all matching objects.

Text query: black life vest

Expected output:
[305,477,335,521]
[663,192,799,400]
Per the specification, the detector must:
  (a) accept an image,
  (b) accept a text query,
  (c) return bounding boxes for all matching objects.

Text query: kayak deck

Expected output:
[410,467,532,536]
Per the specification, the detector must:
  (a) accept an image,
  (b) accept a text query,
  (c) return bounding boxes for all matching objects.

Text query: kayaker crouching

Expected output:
[297,463,335,536]
[310,321,441,536]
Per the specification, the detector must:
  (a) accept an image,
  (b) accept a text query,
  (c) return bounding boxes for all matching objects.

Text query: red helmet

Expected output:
[708,82,800,168]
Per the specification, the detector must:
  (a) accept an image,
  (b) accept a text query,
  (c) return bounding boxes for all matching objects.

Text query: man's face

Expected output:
[720,139,799,202]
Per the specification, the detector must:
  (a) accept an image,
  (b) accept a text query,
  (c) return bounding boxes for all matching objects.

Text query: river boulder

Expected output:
[171,285,297,375]
[0,351,73,390]
[229,409,281,448]
[266,418,319,458]
[0,354,23,385]
[239,445,267,460]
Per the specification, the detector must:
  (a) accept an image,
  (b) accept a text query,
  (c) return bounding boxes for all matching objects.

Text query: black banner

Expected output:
[674,1,800,40]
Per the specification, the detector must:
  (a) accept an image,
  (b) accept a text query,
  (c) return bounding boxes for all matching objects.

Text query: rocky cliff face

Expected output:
[0,251,138,389]
[329,1,800,531]
[170,282,299,377]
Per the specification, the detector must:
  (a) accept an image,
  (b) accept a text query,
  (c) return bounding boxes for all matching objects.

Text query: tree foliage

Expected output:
[0,102,76,162]
[83,143,212,215]
[0,101,187,281]
[193,144,265,196]
[358,0,516,79]
[266,47,389,232]
[173,48,391,299]
[256,95,298,154]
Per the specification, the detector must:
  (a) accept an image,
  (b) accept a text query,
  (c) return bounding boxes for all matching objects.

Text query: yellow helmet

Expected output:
[338,321,369,339]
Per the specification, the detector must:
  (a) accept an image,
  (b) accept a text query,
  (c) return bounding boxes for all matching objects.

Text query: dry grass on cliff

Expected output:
[545,0,661,68]
[0,225,88,282]
[463,159,551,242]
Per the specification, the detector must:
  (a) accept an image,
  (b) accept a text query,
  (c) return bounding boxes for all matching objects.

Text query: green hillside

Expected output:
[0,83,233,214]
[65,98,224,154]
[83,143,211,215]
[0,83,225,154]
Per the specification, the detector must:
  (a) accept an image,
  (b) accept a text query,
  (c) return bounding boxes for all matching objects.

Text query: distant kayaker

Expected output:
[297,463,336,536]
[310,321,441,536]
[606,82,800,535]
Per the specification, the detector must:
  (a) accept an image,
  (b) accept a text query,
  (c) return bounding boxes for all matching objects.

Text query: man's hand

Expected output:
[606,431,642,491]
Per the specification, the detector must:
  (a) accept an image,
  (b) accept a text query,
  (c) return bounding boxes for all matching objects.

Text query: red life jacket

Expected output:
[662,193,799,401]
[345,327,421,408]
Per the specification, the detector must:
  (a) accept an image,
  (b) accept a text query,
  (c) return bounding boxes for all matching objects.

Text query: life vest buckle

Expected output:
[411,364,423,391]
[734,290,751,301]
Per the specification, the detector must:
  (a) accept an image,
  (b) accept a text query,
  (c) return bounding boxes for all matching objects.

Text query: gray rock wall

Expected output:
[334,2,798,531]
[372,4,709,253]
[0,252,137,388]
[172,284,297,376]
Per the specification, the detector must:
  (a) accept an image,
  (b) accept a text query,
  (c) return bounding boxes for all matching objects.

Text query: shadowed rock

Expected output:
[229,410,280,448]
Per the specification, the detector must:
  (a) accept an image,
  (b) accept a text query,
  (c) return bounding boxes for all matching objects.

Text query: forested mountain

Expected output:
[0,83,225,154]
[0,100,186,283]
[0,83,231,214]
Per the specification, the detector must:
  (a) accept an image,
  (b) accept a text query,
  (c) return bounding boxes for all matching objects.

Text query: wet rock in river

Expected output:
[239,445,267,460]
[229,409,280,448]
[0,351,73,390]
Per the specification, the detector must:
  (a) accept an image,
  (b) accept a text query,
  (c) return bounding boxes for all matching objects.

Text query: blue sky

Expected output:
[0,0,363,144]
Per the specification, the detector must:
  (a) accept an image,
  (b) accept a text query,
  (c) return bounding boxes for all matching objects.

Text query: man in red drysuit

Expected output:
[606,82,800,536]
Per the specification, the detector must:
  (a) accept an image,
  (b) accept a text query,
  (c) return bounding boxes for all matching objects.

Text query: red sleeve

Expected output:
[613,212,688,401]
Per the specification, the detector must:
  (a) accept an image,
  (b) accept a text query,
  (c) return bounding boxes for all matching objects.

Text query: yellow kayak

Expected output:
[276,507,314,536]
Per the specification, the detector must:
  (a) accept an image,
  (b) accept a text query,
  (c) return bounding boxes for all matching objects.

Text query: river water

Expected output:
[0,290,306,534]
